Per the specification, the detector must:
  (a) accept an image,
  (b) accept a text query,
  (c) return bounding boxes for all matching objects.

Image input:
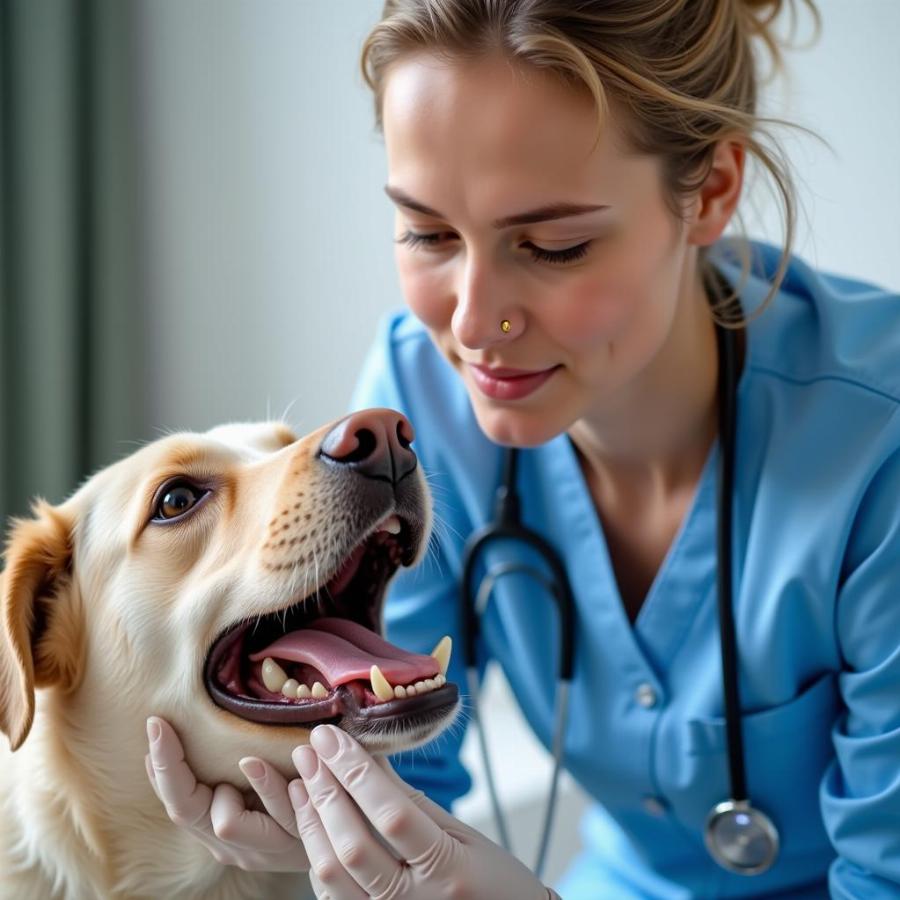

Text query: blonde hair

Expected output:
[360,0,823,325]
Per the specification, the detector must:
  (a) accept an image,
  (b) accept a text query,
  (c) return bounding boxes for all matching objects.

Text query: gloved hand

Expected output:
[145,716,310,872]
[289,723,557,900]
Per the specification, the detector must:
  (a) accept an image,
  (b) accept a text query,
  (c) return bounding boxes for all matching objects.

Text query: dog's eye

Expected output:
[153,481,207,522]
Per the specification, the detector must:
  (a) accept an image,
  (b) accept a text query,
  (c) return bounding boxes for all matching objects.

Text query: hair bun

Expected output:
[737,0,820,78]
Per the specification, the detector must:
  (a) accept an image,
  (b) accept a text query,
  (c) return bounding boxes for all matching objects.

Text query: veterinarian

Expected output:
[147,1,900,897]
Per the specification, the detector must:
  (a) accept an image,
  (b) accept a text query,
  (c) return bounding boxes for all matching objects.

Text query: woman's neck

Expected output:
[568,271,721,503]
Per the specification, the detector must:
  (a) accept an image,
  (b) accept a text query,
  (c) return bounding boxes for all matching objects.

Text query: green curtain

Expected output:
[0,0,145,526]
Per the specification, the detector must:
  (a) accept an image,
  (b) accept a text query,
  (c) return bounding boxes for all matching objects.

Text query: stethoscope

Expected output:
[459,320,780,880]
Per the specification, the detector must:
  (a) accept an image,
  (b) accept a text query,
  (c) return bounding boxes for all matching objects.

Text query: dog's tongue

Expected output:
[248,617,440,687]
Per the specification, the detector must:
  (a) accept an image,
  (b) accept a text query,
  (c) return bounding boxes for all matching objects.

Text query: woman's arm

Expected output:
[822,425,900,897]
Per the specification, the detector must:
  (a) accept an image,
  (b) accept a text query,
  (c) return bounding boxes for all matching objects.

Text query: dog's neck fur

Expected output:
[0,691,304,900]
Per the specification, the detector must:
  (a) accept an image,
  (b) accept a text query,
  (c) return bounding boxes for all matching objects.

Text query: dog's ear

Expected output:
[1,499,82,751]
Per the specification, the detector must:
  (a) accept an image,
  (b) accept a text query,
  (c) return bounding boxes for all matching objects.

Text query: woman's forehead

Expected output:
[382,54,660,221]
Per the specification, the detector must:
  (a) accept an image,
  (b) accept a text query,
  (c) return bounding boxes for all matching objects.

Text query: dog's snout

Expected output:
[318,409,417,484]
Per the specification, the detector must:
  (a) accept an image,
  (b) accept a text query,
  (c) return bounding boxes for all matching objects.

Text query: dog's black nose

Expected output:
[318,408,417,484]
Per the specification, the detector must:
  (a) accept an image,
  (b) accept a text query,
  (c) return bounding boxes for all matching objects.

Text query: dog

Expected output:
[0,409,459,899]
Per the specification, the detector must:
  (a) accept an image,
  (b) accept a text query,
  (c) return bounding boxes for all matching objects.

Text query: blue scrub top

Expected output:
[349,240,900,899]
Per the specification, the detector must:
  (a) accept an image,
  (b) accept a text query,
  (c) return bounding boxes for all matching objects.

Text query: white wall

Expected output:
[136,1,393,433]
[134,0,900,883]
[738,0,900,280]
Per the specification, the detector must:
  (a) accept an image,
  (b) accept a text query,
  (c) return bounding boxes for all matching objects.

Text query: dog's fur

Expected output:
[0,418,453,899]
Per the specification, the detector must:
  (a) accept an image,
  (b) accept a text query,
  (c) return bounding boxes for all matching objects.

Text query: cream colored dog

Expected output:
[0,410,459,899]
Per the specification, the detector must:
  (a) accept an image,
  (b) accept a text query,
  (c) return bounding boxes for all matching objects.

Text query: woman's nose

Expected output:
[451,257,517,349]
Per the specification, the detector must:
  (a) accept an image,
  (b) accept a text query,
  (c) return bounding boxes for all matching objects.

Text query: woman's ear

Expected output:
[1,499,82,751]
[687,138,746,247]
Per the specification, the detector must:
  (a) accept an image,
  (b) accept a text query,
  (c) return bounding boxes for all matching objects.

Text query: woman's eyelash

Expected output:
[525,241,591,264]
[396,230,447,248]
[397,230,592,264]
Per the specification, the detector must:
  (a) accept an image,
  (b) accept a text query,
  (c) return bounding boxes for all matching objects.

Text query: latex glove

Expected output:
[289,724,556,900]
[145,716,310,872]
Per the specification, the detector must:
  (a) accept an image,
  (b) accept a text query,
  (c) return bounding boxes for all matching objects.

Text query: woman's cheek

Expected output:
[543,277,635,350]
[395,253,450,330]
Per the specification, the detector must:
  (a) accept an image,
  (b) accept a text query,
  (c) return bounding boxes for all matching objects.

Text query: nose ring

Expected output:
[500,319,511,334]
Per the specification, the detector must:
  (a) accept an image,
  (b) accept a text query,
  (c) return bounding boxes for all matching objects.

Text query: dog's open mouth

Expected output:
[204,515,458,741]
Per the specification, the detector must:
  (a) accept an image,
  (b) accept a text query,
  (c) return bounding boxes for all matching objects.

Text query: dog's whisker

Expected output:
[431,510,463,543]
[279,394,302,425]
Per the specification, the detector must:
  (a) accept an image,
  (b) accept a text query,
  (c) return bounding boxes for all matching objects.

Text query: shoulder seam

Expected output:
[748,364,900,407]
[383,310,430,348]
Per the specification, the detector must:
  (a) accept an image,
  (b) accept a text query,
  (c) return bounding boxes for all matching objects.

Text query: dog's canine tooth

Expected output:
[311,681,328,699]
[262,658,289,693]
[430,636,452,676]
[370,664,395,703]
[282,678,300,699]
[376,515,402,535]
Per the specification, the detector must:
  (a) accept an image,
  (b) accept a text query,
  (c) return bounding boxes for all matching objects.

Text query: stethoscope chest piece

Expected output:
[704,799,779,876]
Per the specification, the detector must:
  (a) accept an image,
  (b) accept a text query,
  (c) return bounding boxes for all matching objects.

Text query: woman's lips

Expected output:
[468,364,560,401]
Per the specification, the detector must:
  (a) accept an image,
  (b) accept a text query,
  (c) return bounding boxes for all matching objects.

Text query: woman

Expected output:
[147,1,900,897]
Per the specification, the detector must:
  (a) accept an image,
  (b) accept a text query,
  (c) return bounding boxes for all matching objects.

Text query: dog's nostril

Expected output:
[396,421,412,451]
[337,428,377,464]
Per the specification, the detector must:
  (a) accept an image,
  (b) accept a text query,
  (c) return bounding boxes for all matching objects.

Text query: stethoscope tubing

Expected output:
[460,465,576,682]
[460,447,576,879]
[464,666,570,879]
[715,323,749,803]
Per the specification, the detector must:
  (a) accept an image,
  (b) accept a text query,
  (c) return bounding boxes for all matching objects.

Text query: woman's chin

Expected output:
[471,402,569,449]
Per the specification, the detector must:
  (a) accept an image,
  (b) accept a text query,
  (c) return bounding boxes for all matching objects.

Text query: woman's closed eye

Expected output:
[396,229,592,265]
[396,230,456,250]
[522,240,591,264]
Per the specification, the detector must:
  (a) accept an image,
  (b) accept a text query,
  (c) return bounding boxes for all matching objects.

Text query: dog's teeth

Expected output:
[377,515,402,535]
[413,680,427,692]
[262,658,288,693]
[311,681,328,699]
[282,678,300,699]
[370,664,395,703]
[394,685,408,699]
[430,636,452,676]
[297,684,312,699]
[435,673,446,687]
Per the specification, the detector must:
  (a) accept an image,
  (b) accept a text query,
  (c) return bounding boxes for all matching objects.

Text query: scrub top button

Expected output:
[635,683,658,708]
[642,795,668,817]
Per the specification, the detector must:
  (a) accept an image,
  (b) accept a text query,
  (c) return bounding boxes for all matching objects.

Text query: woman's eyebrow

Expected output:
[384,185,609,227]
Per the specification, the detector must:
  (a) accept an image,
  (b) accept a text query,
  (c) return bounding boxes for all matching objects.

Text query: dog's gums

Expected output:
[204,513,459,743]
